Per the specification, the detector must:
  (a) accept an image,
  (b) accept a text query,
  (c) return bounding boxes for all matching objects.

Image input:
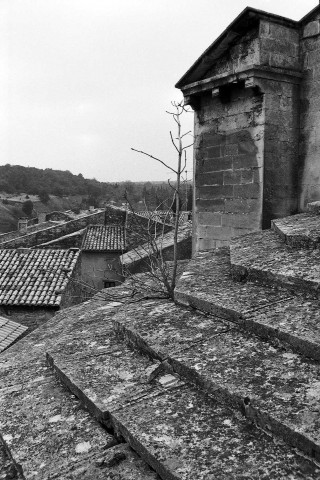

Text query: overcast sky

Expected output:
[0,0,317,183]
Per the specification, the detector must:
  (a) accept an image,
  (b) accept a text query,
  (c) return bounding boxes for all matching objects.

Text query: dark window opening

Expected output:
[103,281,116,288]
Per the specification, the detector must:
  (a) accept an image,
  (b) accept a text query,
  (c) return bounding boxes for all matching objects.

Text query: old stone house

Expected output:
[81,224,126,293]
[177,5,320,252]
[0,248,81,331]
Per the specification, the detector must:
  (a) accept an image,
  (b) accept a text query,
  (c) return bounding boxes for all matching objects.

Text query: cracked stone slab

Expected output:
[0,362,116,479]
[42,444,158,480]
[174,248,292,321]
[174,249,320,361]
[272,213,320,249]
[113,298,230,359]
[0,287,160,479]
[113,297,320,461]
[47,336,160,425]
[230,230,320,297]
[172,333,320,461]
[243,297,320,361]
[111,384,319,479]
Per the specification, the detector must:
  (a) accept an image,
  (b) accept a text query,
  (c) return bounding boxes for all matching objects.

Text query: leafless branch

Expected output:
[131,148,177,174]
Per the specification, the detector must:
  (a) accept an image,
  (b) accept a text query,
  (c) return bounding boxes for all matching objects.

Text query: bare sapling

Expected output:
[131,100,193,298]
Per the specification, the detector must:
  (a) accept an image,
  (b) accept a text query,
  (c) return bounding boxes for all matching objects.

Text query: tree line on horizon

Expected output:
[0,164,192,211]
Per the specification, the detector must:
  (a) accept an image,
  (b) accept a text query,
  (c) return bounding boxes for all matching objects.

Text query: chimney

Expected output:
[18,218,28,233]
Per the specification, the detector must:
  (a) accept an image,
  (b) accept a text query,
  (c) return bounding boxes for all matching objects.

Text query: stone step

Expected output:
[272,213,320,249]
[112,297,320,464]
[46,301,320,479]
[0,294,160,480]
[230,229,320,297]
[174,249,320,361]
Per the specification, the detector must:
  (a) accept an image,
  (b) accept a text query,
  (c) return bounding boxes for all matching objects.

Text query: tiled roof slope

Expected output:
[121,222,192,266]
[82,225,126,252]
[0,316,28,352]
[0,249,80,307]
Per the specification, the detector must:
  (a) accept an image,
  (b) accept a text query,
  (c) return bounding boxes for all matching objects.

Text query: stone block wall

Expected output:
[205,27,260,78]
[194,85,264,251]
[300,12,320,209]
[0,211,107,249]
[60,255,83,307]
[81,251,123,297]
[262,80,300,225]
[259,20,300,69]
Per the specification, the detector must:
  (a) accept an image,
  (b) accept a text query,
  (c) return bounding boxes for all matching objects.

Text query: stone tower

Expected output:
[176,5,320,252]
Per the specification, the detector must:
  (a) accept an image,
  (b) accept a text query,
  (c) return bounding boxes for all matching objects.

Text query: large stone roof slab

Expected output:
[175,249,291,320]
[112,299,320,461]
[47,336,158,426]
[0,290,158,479]
[272,213,320,248]
[111,384,317,480]
[244,297,320,361]
[230,229,320,296]
[0,364,116,479]
[174,250,320,361]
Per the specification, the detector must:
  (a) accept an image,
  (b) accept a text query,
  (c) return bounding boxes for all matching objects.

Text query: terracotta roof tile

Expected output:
[82,225,126,252]
[0,316,28,352]
[0,249,80,307]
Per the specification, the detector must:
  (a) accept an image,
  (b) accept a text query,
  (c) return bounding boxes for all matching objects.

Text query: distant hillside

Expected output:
[0,195,84,233]
[0,164,106,197]
[0,164,189,208]
[0,164,192,233]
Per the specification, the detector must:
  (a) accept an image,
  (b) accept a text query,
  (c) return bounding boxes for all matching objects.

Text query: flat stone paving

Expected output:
[230,230,320,296]
[272,213,320,248]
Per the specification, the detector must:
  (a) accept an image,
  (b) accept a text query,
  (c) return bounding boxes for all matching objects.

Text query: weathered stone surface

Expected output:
[112,384,319,479]
[48,336,158,425]
[230,229,320,296]
[112,297,320,461]
[43,444,158,480]
[175,248,291,321]
[0,362,116,479]
[0,287,159,479]
[0,441,20,480]
[307,201,320,214]
[3,252,320,477]
[244,298,320,361]
[175,248,320,361]
[272,213,320,248]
